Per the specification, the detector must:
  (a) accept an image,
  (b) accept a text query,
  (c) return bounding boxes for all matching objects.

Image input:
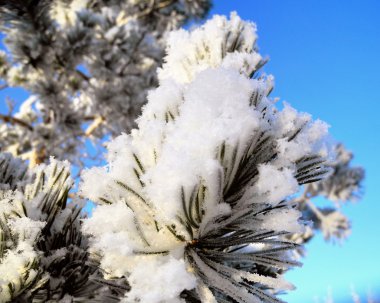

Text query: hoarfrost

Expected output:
[254,164,299,205]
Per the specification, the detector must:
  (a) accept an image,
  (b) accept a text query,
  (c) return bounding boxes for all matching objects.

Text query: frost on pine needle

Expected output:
[158,11,264,83]
[0,154,46,302]
[0,153,128,302]
[81,13,332,303]
[0,153,29,191]
[310,144,364,203]
[0,191,45,302]
[318,209,351,241]
[290,144,364,245]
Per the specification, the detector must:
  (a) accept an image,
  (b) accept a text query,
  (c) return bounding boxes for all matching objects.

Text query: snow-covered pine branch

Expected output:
[80,13,333,303]
[0,0,210,166]
[0,153,129,302]
[290,144,365,246]
[311,144,364,203]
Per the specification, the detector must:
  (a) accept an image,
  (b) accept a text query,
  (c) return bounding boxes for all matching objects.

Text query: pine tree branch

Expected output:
[0,113,33,131]
[304,198,325,221]
[0,84,8,91]
[84,115,104,137]
[75,69,90,82]
[137,0,155,18]
[156,0,176,10]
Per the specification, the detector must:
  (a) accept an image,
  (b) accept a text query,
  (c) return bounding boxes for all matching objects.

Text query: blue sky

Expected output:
[208,1,380,302]
[1,1,379,302]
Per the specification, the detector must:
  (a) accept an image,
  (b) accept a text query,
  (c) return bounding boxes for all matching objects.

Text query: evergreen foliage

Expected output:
[291,144,364,245]
[79,14,337,303]
[0,2,365,303]
[0,153,128,302]
[0,0,210,166]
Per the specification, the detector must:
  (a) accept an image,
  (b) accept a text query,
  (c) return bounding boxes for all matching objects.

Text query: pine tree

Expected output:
[0,0,210,166]
[0,3,365,303]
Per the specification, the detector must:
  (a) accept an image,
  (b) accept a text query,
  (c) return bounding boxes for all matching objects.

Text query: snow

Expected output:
[0,207,45,302]
[123,257,196,303]
[0,242,40,302]
[256,208,304,234]
[142,68,261,222]
[50,0,89,27]
[158,12,262,83]
[253,164,299,205]
[7,217,45,244]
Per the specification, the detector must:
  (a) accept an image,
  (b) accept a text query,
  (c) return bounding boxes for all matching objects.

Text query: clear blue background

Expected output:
[1,1,379,302]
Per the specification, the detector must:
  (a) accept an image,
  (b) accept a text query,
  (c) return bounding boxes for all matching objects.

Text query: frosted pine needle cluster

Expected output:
[291,144,365,245]
[81,13,332,303]
[0,154,44,302]
[311,144,364,203]
[0,153,128,302]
